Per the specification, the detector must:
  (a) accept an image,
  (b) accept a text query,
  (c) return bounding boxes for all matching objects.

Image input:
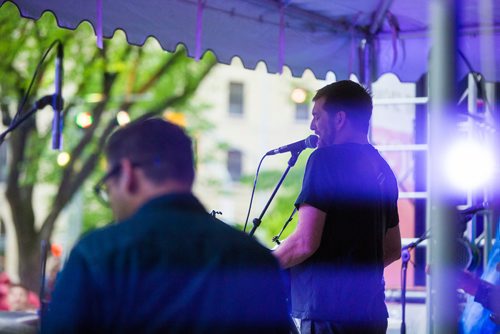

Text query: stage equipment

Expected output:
[399,202,488,334]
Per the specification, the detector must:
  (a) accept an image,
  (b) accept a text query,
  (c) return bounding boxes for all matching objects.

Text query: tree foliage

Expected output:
[0,2,216,291]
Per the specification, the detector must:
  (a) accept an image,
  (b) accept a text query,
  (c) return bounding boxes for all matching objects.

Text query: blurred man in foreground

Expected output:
[43,118,289,333]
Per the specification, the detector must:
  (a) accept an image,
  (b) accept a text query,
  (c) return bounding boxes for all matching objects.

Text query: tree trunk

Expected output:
[5,120,41,292]
[16,234,40,293]
[6,184,40,292]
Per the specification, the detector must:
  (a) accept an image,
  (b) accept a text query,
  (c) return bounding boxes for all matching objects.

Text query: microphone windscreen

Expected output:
[306,135,319,149]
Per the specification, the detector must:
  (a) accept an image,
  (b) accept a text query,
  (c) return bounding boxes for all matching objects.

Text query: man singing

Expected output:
[274,80,402,333]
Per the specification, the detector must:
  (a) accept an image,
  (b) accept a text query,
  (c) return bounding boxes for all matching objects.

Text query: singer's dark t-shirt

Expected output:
[291,143,399,323]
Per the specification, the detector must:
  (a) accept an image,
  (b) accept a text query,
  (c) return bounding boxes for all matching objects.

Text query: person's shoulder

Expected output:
[308,145,353,165]
[77,220,122,243]
[210,218,276,259]
[369,145,397,172]
[211,218,264,247]
[72,219,131,261]
[307,146,337,161]
[315,144,354,155]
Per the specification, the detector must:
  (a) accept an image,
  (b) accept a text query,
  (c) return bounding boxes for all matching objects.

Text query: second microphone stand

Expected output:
[248,150,301,237]
[400,233,428,334]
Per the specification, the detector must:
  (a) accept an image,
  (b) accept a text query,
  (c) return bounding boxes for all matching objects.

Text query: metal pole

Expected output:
[484,82,498,261]
[478,0,498,261]
[428,0,460,333]
[467,74,478,248]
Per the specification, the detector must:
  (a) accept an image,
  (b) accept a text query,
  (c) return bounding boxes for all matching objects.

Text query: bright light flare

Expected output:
[57,152,71,167]
[75,112,93,129]
[444,140,495,191]
[291,88,307,104]
[85,93,104,103]
[116,110,131,126]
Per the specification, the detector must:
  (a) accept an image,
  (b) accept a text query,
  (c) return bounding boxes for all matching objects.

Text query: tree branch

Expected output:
[39,118,119,240]
[40,43,129,238]
[59,70,117,184]
[135,51,186,94]
[137,55,216,120]
[126,48,142,96]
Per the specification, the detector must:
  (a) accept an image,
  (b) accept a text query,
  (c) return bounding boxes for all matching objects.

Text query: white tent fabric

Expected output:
[1,0,499,81]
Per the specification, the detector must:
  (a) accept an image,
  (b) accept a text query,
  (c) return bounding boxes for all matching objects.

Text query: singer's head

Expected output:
[101,118,194,220]
[311,80,372,147]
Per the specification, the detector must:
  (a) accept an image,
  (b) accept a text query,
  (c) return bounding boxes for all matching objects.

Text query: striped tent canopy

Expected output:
[1,0,499,81]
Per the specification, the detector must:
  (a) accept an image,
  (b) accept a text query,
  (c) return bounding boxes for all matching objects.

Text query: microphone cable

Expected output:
[1,40,61,143]
[243,153,267,233]
[13,40,61,124]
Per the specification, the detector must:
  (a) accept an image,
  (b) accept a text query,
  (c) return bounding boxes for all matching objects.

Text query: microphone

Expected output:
[266,135,318,156]
[52,43,64,150]
[458,202,488,216]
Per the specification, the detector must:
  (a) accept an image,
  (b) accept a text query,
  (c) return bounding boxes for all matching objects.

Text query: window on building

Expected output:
[229,82,244,116]
[295,102,309,121]
[227,149,242,181]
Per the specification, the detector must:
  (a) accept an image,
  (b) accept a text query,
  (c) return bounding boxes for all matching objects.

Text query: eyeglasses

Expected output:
[93,161,155,206]
[93,164,122,206]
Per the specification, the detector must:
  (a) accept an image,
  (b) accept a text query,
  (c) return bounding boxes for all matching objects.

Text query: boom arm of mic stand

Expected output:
[249,150,301,237]
[0,95,54,147]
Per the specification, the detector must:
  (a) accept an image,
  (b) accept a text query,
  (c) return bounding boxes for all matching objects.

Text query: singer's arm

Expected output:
[273,204,325,268]
[383,224,401,267]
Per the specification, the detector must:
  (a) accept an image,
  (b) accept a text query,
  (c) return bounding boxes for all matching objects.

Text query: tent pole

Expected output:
[359,37,375,91]
[428,0,460,333]
[360,0,394,90]
[369,0,394,35]
[359,37,375,145]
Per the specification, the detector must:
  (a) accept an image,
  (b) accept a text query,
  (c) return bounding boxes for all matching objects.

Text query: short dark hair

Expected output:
[105,118,194,185]
[313,80,372,133]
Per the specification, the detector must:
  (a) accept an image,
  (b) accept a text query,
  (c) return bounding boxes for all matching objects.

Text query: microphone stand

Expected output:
[248,150,301,237]
[272,208,297,245]
[39,239,50,332]
[399,205,487,334]
[400,233,428,334]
